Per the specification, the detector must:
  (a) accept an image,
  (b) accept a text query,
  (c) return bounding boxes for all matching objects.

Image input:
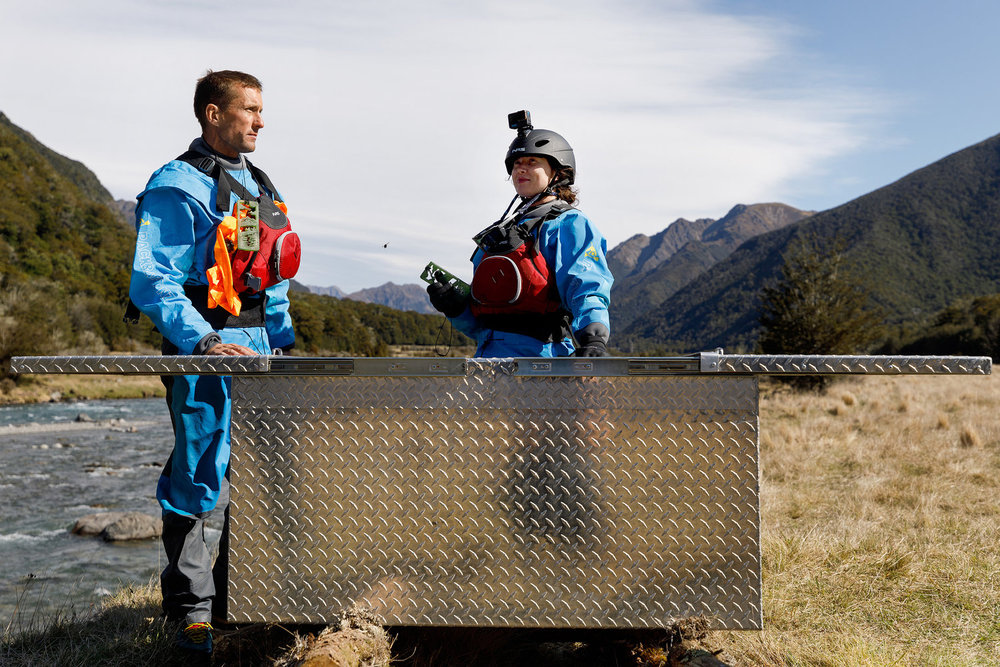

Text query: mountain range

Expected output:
[537,131,1000,354]
[620,132,1000,352]
[310,123,1000,354]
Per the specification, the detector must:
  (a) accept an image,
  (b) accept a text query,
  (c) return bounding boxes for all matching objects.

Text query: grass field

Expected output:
[2,372,998,665]
[708,372,1000,665]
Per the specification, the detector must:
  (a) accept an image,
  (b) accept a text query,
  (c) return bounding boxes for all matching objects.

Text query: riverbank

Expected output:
[1,374,166,405]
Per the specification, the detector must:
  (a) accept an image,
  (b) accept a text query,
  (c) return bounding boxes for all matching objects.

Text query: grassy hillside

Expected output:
[622,133,1000,353]
[0,115,133,297]
[0,112,114,204]
[0,112,141,372]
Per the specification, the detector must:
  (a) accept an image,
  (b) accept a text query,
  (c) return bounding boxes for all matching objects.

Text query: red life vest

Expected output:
[470,202,567,317]
[227,195,301,294]
[178,151,302,295]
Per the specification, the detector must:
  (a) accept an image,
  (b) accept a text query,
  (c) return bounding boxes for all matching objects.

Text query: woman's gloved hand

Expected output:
[574,322,611,357]
[427,272,470,318]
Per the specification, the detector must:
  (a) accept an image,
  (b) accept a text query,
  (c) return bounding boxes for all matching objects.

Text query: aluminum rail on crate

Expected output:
[9,354,269,375]
[10,353,992,376]
[698,353,992,375]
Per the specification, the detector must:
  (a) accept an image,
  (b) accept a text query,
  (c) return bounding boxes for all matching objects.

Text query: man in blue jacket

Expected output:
[129,69,294,654]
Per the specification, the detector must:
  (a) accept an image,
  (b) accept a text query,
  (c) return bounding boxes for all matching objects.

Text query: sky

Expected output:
[1,0,998,292]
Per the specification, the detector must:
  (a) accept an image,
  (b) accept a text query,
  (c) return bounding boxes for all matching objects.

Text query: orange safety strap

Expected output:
[205,214,242,317]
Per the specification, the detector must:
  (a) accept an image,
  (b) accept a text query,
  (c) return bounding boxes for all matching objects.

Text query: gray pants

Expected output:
[160,505,230,624]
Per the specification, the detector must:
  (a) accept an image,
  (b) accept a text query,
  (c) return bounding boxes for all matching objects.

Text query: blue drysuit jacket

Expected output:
[449,207,613,358]
[129,146,295,517]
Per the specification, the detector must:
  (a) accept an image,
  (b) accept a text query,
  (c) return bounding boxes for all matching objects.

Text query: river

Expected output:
[0,398,224,628]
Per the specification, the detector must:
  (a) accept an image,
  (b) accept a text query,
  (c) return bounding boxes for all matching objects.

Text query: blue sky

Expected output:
[1,0,997,292]
[724,0,1000,202]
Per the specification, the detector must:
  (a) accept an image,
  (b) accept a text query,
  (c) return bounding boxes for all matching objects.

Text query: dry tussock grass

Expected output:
[711,373,1000,665]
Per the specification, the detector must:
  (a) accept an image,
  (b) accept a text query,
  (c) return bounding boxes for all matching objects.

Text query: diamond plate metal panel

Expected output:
[228,372,762,630]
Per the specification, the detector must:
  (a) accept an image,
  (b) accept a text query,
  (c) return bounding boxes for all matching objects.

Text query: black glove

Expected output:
[427,272,469,318]
[574,323,611,357]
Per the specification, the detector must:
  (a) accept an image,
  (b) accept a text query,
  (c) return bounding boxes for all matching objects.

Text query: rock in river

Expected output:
[71,511,162,542]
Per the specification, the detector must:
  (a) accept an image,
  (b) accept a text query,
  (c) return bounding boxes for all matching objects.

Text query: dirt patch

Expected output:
[262,608,391,667]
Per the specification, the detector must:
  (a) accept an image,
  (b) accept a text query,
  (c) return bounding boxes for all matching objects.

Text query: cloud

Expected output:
[0,0,887,291]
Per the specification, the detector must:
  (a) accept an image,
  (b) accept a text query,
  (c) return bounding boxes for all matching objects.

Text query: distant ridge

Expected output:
[621,133,1000,352]
[610,203,812,331]
[307,204,811,323]
[306,282,434,314]
[608,217,713,279]
[345,282,435,314]
[305,284,347,299]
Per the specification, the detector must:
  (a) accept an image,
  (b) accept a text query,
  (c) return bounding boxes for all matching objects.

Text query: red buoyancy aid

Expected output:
[470,202,567,317]
[227,195,301,294]
[206,198,302,316]
[176,151,301,316]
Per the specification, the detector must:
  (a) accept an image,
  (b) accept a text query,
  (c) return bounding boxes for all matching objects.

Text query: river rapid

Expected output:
[0,398,224,628]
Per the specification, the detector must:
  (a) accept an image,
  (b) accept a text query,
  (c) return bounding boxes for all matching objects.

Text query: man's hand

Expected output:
[206,342,258,356]
[427,272,470,318]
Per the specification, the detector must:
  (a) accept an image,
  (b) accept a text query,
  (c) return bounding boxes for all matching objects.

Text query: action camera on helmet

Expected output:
[508,110,533,136]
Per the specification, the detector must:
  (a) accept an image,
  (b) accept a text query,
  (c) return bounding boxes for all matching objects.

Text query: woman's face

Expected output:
[511,156,554,198]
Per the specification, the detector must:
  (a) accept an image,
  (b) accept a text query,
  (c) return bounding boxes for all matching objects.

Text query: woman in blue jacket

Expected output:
[428,111,613,357]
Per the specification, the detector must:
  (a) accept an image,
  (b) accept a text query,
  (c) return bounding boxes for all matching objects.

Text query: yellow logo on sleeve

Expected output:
[584,245,600,262]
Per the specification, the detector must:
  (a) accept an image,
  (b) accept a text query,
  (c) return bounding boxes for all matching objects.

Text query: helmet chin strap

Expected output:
[499,190,547,223]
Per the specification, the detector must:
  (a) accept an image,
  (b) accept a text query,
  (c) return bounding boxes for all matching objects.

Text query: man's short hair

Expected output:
[193,70,263,129]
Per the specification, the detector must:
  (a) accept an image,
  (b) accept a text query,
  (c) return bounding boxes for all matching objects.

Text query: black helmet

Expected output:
[504,111,575,184]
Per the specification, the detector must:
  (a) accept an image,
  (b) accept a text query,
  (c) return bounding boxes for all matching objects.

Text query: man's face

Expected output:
[208,86,264,157]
